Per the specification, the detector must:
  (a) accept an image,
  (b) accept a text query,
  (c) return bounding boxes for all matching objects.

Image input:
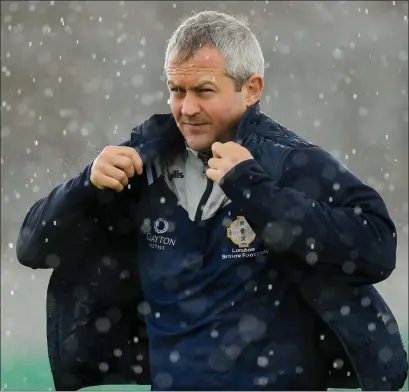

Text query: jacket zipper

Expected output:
[194,178,214,222]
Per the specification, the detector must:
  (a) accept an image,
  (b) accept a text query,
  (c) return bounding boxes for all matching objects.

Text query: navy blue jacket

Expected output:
[17,103,407,390]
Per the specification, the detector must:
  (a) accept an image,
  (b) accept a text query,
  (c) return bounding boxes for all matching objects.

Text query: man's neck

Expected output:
[185,144,212,165]
[185,124,238,164]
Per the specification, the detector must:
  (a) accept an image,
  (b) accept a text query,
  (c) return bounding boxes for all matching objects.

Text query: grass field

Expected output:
[1,337,408,391]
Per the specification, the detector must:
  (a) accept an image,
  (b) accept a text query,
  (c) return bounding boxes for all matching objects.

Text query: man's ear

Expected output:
[243,75,264,107]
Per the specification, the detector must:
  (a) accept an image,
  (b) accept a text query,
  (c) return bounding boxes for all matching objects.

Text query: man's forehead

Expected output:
[166,45,225,79]
[168,44,224,65]
[167,60,223,74]
[167,67,224,86]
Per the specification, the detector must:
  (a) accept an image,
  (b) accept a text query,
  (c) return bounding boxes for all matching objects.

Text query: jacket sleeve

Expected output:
[16,140,143,270]
[219,147,397,285]
[16,162,109,269]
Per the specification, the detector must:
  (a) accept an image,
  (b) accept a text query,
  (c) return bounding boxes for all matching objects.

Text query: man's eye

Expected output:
[170,88,212,93]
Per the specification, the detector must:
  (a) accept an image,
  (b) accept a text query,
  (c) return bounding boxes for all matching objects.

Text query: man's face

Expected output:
[166,45,248,152]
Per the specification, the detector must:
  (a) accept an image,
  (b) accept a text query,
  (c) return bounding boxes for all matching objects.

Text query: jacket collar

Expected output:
[234,101,261,146]
[129,114,183,164]
[129,101,261,165]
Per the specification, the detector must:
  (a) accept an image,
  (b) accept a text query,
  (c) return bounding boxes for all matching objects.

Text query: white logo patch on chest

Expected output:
[145,217,176,250]
[154,218,169,234]
[227,216,256,248]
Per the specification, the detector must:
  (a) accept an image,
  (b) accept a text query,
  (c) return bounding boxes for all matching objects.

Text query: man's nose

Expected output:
[181,93,201,117]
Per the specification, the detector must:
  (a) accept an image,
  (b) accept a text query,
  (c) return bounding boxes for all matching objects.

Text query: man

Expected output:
[17,11,407,391]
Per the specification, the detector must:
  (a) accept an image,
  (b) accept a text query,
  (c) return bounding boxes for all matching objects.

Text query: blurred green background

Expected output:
[1,336,407,391]
[1,1,407,391]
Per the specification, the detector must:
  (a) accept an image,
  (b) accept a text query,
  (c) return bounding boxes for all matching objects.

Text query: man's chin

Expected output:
[185,139,213,152]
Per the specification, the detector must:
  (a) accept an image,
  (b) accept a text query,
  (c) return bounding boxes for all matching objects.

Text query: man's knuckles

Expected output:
[207,157,217,167]
[117,171,128,183]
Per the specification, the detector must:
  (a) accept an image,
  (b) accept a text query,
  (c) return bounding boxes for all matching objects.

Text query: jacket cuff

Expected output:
[220,159,266,199]
[72,162,117,206]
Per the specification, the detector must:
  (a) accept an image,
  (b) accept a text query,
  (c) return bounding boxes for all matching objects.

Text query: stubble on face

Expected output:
[166,45,247,151]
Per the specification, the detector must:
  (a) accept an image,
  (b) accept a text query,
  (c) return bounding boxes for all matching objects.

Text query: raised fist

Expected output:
[90,146,143,192]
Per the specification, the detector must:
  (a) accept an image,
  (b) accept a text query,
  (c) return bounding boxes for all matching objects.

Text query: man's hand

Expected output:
[206,142,254,184]
[90,146,143,192]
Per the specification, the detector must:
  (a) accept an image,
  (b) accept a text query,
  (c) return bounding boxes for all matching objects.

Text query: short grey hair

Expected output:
[164,10,265,91]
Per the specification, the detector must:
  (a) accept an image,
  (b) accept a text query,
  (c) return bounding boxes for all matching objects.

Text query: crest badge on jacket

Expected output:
[227,216,256,248]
